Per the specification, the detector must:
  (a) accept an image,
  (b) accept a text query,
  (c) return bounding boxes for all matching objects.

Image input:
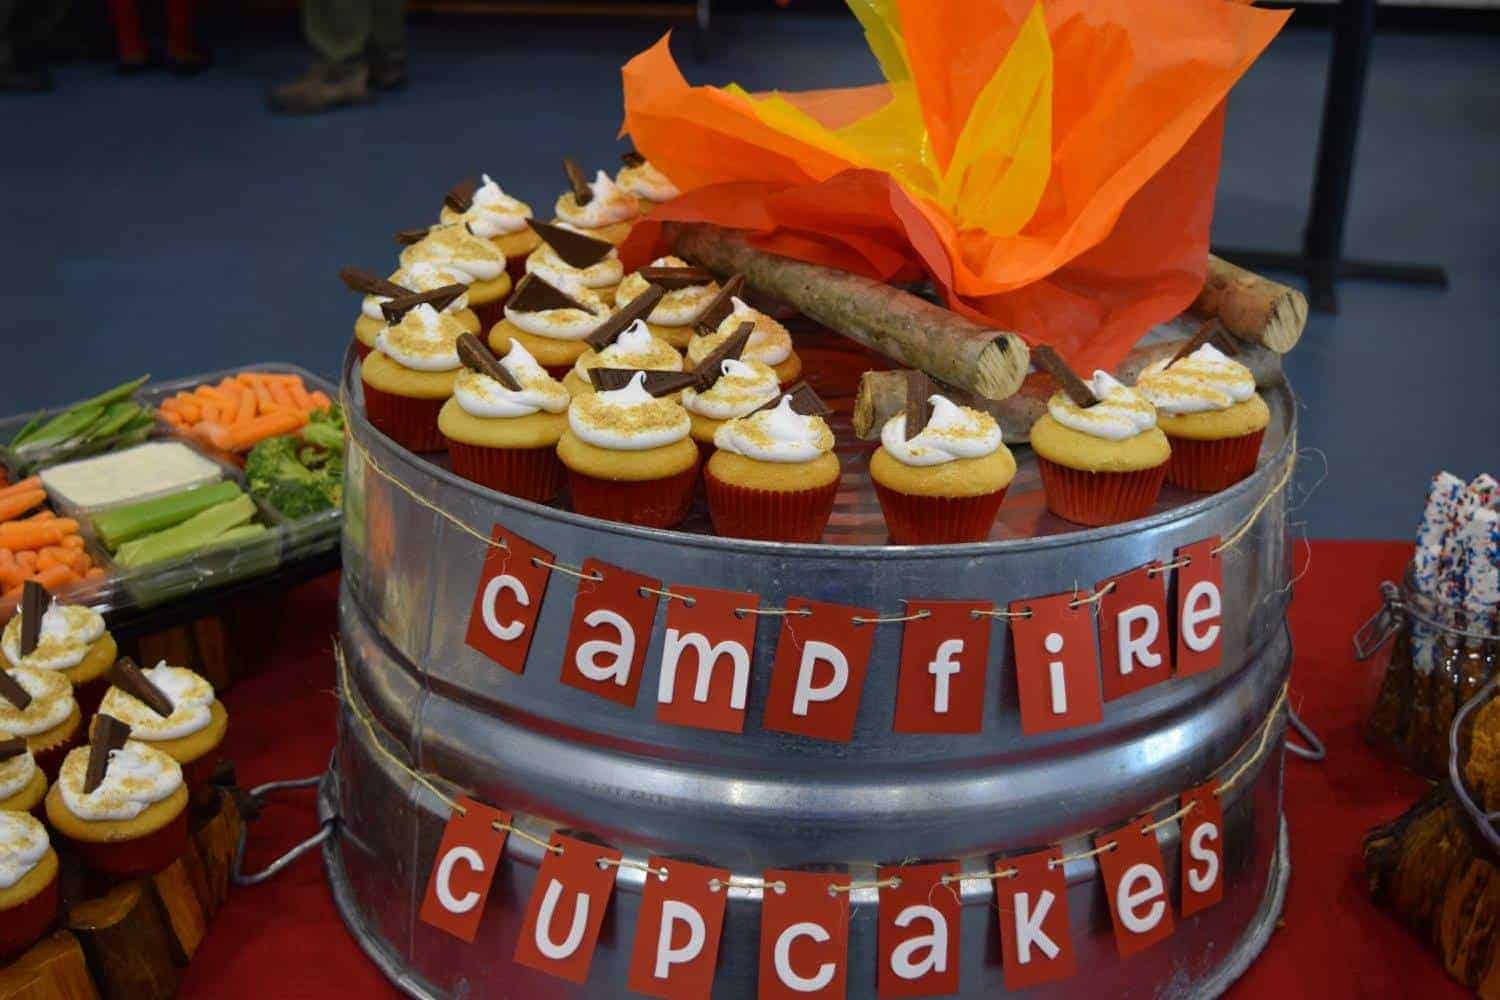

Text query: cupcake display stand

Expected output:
[323,294,1298,997]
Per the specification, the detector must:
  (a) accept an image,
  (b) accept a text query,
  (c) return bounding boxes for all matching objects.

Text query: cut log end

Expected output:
[973,335,1030,401]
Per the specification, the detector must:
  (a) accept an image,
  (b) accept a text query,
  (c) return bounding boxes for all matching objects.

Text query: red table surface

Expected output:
[177,539,1464,999]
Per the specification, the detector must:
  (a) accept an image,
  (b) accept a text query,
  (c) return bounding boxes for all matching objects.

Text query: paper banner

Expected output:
[1174,537,1224,676]
[1010,591,1103,734]
[893,600,993,734]
[1095,821,1175,958]
[997,847,1076,989]
[877,861,961,997]
[465,525,554,675]
[418,797,510,943]
[759,870,850,998]
[1179,783,1224,917]
[560,559,662,707]
[627,857,731,999]
[656,585,760,734]
[764,598,878,742]
[1098,562,1172,701]
[514,834,622,983]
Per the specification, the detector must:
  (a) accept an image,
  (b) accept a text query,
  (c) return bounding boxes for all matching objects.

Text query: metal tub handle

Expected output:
[232,773,337,887]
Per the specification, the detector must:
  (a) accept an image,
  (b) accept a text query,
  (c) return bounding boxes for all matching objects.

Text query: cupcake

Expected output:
[680,329,780,460]
[686,289,802,387]
[45,717,188,878]
[2,588,115,718]
[398,223,511,329]
[705,388,840,543]
[0,811,58,959]
[557,371,699,529]
[97,659,227,794]
[439,334,572,501]
[564,319,683,398]
[343,263,481,360]
[615,152,681,207]
[525,220,624,303]
[613,257,721,349]
[553,159,640,247]
[488,273,613,379]
[439,174,541,272]
[869,376,1016,544]
[0,668,80,783]
[1028,352,1171,527]
[0,733,45,816]
[361,303,466,453]
[1134,342,1269,492]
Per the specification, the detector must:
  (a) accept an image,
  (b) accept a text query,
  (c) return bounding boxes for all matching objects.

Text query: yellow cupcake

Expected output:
[681,358,781,448]
[687,299,802,386]
[0,730,46,814]
[0,813,56,913]
[439,173,540,259]
[614,257,721,350]
[46,741,187,844]
[552,168,641,247]
[563,320,683,398]
[1,601,115,691]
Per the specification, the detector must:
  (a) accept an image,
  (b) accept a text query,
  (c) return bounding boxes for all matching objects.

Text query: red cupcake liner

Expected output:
[362,384,448,453]
[65,806,188,879]
[1164,429,1266,492]
[705,470,839,542]
[32,728,81,785]
[505,255,529,285]
[72,674,109,721]
[0,872,58,959]
[1037,458,1167,527]
[352,336,374,360]
[447,440,565,502]
[181,747,223,792]
[872,483,1009,544]
[568,461,699,529]
[471,297,508,331]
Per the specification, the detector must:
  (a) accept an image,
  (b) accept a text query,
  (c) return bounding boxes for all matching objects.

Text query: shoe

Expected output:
[368,57,406,92]
[267,62,369,114]
[167,49,212,75]
[115,54,151,74]
[0,64,52,92]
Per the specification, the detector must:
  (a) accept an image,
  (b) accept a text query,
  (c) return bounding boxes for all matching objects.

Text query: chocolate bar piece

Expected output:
[621,151,646,168]
[0,669,30,711]
[585,285,666,350]
[19,581,45,657]
[1209,326,1239,355]
[693,274,746,333]
[457,333,521,390]
[751,381,830,417]
[639,266,715,290]
[563,157,593,205]
[690,322,754,390]
[587,368,698,397]
[528,219,614,269]
[1167,319,1221,367]
[83,714,132,794]
[0,736,25,761]
[109,657,174,719]
[1031,346,1097,408]
[339,267,410,299]
[445,176,479,214]
[379,283,468,324]
[507,274,591,315]
[394,227,431,246]
[904,370,934,441]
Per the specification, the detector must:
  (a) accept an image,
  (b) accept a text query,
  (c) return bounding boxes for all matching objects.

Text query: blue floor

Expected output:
[2,14,1496,538]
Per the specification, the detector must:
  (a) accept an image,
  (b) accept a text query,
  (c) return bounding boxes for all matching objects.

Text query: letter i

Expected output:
[1046,633,1067,715]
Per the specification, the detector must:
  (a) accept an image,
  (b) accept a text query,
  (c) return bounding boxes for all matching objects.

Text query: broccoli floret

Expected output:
[265,478,335,519]
[300,420,344,454]
[245,407,345,519]
[244,436,312,496]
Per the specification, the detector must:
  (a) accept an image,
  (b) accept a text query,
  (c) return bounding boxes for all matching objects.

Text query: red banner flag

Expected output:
[1095,821,1175,958]
[1010,592,1104,735]
[759,870,850,998]
[1179,783,1225,916]
[877,861,960,997]
[627,857,731,1000]
[417,797,510,943]
[892,601,993,734]
[655,585,759,734]
[513,834,621,984]
[560,559,662,707]
[996,848,1076,990]
[1098,562,1172,701]
[764,598,878,743]
[1174,537,1224,676]
[464,525,554,674]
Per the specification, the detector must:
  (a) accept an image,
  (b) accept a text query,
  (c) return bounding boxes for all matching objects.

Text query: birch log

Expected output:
[667,223,1029,400]
[1192,255,1308,353]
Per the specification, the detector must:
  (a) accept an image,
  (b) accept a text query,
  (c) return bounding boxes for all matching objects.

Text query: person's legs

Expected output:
[104,0,146,68]
[365,0,405,89]
[163,0,207,71]
[267,0,371,113]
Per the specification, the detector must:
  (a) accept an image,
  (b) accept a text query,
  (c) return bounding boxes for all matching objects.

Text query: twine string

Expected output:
[829,875,902,895]
[852,610,931,625]
[496,822,562,855]
[939,867,1018,885]
[599,857,669,880]
[639,585,694,605]
[972,608,1033,620]
[533,557,603,583]
[736,607,813,619]
[1068,581,1117,609]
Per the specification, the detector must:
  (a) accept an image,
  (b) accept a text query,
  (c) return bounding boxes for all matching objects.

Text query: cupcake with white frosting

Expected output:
[2,597,116,716]
[1135,343,1269,492]
[682,358,780,457]
[0,668,81,782]
[686,297,802,386]
[97,661,226,792]
[46,732,188,877]
[489,274,613,378]
[0,730,45,816]
[563,319,683,398]
[524,221,624,303]
[556,372,699,528]
[439,174,541,267]
[0,811,58,959]
[705,392,840,542]
[439,336,573,501]
[349,261,480,360]
[613,256,720,349]
[870,389,1016,544]
[399,223,512,327]
[553,167,640,247]
[1029,370,1171,526]
[615,153,681,206]
[361,303,467,452]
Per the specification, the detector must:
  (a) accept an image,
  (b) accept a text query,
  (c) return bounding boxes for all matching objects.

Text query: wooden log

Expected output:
[667,223,1030,400]
[1192,255,1308,354]
[852,333,1285,442]
[191,788,244,918]
[67,881,178,1000]
[127,618,233,694]
[1439,858,1500,988]
[0,932,99,1000]
[148,858,207,963]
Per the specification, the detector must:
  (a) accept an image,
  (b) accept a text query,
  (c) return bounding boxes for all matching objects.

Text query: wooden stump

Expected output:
[0,932,99,1000]
[126,618,236,695]
[192,789,243,918]
[149,858,207,964]
[67,882,179,1000]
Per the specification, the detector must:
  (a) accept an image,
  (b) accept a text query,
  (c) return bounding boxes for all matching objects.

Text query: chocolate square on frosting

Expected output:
[904,370,934,441]
[1031,346,1097,408]
[379,284,468,325]
[83,714,132,794]
[0,669,31,711]
[445,177,479,214]
[585,285,665,350]
[109,657,174,719]
[751,381,829,417]
[693,274,746,333]
[0,735,25,761]
[639,266,715,290]
[457,333,521,390]
[528,220,614,270]
[19,580,45,657]
[563,157,593,205]
[507,274,591,315]
[339,267,410,299]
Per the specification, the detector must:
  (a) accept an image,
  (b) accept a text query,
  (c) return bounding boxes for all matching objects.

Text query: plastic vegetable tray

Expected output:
[0,363,342,629]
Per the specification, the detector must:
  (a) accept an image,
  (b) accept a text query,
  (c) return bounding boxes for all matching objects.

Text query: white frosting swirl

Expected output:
[454,341,570,419]
[2,601,105,672]
[615,160,680,203]
[0,669,75,738]
[399,224,506,282]
[461,175,532,237]
[555,171,640,229]
[567,372,690,451]
[97,663,214,742]
[0,812,48,890]
[1136,344,1257,415]
[879,396,1004,467]
[615,256,719,326]
[681,359,780,420]
[572,321,683,379]
[360,262,471,320]
[504,283,609,341]
[375,304,463,371]
[57,740,183,822]
[0,732,37,802]
[1047,372,1158,441]
[525,241,623,291]
[713,395,834,464]
[688,298,792,367]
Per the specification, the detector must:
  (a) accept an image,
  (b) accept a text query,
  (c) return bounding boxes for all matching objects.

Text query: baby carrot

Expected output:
[0,489,45,523]
[24,510,55,522]
[176,397,202,422]
[251,379,277,414]
[288,379,314,411]
[0,519,75,551]
[31,563,78,593]
[60,534,85,550]
[16,550,37,571]
[268,380,294,408]
[309,390,332,411]
[235,386,257,424]
[84,566,106,581]
[0,476,42,500]
[226,409,308,451]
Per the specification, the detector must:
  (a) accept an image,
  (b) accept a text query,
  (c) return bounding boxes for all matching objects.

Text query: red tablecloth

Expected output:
[179,540,1464,998]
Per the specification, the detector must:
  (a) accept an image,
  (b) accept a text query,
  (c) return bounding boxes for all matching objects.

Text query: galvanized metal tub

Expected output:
[328,340,1296,998]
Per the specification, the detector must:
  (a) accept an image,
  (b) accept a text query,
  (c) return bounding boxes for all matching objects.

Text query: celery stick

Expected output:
[115,495,256,568]
[92,481,244,550]
[128,523,268,568]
